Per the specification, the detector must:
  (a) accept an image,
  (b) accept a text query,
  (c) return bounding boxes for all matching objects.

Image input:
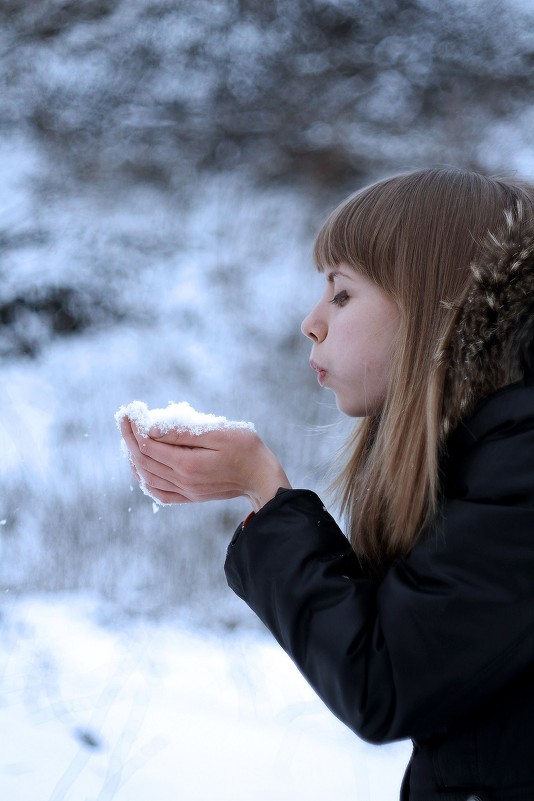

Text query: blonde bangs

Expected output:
[314,168,534,567]
[312,180,399,291]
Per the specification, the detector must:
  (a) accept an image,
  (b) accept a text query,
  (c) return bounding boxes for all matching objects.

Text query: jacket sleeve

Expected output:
[224,417,534,744]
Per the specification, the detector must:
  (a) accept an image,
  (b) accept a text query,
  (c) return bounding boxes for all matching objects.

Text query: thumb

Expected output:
[147,426,215,448]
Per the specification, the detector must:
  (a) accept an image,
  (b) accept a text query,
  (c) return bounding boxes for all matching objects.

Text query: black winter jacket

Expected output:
[225,219,534,801]
[225,376,534,800]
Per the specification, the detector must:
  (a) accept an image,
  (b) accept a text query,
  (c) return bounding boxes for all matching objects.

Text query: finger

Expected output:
[120,417,143,455]
[146,488,192,504]
[149,487,242,504]
[140,470,186,495]
[121,418,186,479]
[122,420,166,481]
[187,489,243,502]
[147,427,218,449]
[133,435,212,472]
[141,485,239,505]
[130,420,152,450]
[124,419,174,467]
[133,445,189,485]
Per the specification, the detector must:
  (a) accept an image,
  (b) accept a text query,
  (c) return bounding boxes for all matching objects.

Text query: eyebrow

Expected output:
[326,268,353,283]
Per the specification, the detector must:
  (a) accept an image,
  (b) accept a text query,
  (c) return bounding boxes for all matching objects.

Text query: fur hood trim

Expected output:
[442,206,534,437]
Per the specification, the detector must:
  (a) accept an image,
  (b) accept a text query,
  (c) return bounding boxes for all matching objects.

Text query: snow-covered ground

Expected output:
[0,594,411,801]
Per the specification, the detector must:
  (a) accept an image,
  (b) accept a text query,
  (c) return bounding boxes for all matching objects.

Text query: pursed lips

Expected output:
[310,359,327,384]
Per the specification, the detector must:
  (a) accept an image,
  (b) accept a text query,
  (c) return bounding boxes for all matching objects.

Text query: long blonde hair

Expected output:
[313,167,534,567]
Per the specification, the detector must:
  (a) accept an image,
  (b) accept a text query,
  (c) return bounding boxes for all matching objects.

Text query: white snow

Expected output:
[0,594,411,801]
[115,400,255,437]
[0,369,55,477]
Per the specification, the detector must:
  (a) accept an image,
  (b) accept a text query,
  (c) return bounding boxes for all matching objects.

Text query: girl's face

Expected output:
[301,265,400,417]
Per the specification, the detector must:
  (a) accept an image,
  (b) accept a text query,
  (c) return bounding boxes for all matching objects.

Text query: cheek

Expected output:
[364,306,400,361]
[342,317,398,394]
[340,320,394,369]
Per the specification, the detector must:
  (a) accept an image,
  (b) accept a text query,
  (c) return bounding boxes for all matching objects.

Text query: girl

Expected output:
[120,168,534,801]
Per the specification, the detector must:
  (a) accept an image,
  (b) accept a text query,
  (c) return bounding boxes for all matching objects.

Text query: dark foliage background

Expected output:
[1,0,534,614]
[2,0,534,192]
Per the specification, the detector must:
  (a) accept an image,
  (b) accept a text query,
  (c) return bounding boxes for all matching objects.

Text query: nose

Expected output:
[301,306,327,343]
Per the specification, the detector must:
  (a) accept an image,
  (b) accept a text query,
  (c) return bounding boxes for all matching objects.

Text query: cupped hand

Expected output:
[119,417,291,512]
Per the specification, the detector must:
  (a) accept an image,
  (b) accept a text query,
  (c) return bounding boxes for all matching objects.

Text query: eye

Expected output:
[330,290,349,307]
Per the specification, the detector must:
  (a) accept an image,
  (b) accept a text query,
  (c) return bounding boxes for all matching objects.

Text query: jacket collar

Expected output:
[442,208,534,437]
[444,378,534,463]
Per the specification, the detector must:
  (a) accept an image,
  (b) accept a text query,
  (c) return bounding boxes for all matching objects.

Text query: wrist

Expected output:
[247,481,292,513]
[245,447,291,513]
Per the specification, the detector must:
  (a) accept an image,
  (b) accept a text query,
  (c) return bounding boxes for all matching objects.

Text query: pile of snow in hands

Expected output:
[115,401,255,506]
[115,400,255,437]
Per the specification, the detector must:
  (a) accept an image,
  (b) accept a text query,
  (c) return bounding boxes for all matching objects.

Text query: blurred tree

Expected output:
[1,0,533,193]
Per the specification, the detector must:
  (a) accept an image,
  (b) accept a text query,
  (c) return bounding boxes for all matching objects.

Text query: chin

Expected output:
[336,399,364,418]
[336,395,381,418]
